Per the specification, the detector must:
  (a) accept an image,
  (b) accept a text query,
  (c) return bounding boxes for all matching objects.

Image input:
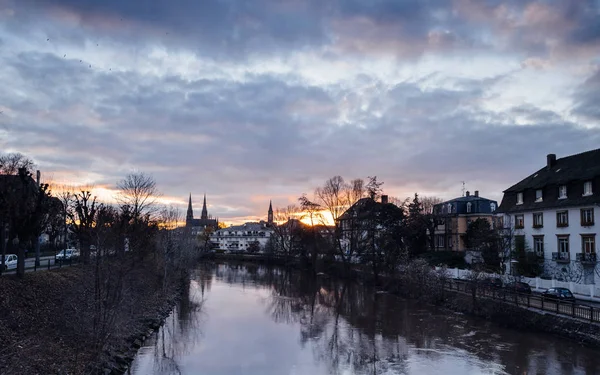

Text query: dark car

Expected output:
[541,287,576,302]
[505,281,532,294]
[481,278,503,288]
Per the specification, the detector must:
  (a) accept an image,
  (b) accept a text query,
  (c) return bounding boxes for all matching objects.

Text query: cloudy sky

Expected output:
[1,0,599,223]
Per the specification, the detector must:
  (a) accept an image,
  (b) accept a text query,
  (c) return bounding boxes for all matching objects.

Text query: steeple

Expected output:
[267,200,273,226]
[201,194,208,220]
[186,193,194,226]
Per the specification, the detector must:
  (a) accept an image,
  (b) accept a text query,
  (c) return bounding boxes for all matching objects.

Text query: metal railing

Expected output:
[446,279,599,323]
[552,252,570,262]
[576,252,597,264]
[0,257,80,276]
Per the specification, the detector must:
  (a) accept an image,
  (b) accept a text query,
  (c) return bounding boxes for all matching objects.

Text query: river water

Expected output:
[130,263,600,375]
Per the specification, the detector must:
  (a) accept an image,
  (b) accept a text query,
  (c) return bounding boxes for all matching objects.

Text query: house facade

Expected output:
[497,149,600,284]
[212,222,274,252]
[211,202,275,252]
[432,191,498,252]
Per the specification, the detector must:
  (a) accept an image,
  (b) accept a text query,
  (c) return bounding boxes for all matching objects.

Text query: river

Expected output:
[129,262,600,375]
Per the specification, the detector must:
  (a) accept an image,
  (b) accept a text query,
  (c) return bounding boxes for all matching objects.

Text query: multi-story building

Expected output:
[211,202,275,252]
[432,191,498,252]
[497,149,600,284]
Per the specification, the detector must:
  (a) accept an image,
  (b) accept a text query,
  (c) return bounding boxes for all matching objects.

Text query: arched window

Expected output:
[466,202,472,213]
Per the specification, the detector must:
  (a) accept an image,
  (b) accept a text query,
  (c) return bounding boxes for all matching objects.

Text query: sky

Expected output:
[1,0,600,224]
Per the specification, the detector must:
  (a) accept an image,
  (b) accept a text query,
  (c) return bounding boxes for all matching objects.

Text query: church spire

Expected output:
[268,200,273,226]
[186,193,194,226]
[201,193,208,220]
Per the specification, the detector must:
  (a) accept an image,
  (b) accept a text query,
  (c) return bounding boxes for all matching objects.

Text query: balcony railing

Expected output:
[576,252,597,264]
[552,252,570,263]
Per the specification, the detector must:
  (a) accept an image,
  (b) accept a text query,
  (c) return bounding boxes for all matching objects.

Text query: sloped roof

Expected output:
[504,148,600,193]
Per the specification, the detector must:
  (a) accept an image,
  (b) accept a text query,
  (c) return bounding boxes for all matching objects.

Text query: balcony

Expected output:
[576,252,597,264]
[552,252,570,263]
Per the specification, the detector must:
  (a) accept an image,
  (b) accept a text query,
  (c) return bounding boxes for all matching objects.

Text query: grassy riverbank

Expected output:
[0,260,185,375]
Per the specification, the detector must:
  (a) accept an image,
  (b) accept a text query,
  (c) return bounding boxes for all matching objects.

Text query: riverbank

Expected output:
[0,260,185,375]
[210,253,600,348]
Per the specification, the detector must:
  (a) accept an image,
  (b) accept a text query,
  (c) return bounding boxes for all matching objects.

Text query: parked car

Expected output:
[1,254,18,271]
[541,287,576,302]
[505,281,532,294]
[55,249,80,262]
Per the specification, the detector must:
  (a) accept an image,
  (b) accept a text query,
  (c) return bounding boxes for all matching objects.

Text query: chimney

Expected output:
[381,195,388,204]
[474,190,479,197]
[466,191,470,197]
[547,154,556,169]
[36,170,41,186]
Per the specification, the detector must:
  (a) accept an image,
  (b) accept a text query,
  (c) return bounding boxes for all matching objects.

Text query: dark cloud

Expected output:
[573,68,600,123]
[2,0,599,221]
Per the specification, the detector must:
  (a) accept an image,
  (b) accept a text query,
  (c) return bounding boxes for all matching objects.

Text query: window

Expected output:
[557,235,569,254]
[490,203,496,212]
[515,214,524,229]
[583,181,593,196]
[558,185,567,199]
[581,208,595,226]
[533,212,543,228]
[533,236,544,257]
[556,211,569,227]
[516,192,523,205]
[582,235,596,254]
[466,202,472,213]
[535,189,543,202]
[436,235,445,248]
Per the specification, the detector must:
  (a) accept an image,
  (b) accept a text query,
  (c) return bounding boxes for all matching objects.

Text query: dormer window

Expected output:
[583,181,593,196]
[490,203,496,212]
[466,202,472,213]
[516,192,523,205]
[559,185,567,199]
[535,189,543,202]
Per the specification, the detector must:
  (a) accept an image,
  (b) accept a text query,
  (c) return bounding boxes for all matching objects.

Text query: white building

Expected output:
[498,149,600,284]
[212,222,274,252]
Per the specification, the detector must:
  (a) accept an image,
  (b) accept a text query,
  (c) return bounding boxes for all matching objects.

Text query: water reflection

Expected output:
[130,263,600,375]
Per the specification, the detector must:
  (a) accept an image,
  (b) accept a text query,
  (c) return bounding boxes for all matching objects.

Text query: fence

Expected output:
[0,257,79,276]
[440,267,600,300]
[446,279,600,323]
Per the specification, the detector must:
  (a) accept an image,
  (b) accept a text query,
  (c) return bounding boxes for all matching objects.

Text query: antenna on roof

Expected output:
[461,181,466,197]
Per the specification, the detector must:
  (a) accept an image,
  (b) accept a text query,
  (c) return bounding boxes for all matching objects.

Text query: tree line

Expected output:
[0,152,196,357]
[264,175,546,279]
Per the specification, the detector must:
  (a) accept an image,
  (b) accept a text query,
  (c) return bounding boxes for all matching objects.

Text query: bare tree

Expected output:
[271,205,303,256]
[69,190,98,264]
[420,196,444,215]
[313,176,366,264]
[0,153,35,175]
[116,172,161,223]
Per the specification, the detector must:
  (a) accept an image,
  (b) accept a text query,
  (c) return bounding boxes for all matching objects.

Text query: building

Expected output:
[211,202,275,252]
[337,195,404,255]
[497,149,600,284]
[432,191,498,252]
[186,194,218,235]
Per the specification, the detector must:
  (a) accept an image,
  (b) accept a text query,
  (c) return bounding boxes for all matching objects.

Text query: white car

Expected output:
[1,254,17,271]
[56,249,80,262]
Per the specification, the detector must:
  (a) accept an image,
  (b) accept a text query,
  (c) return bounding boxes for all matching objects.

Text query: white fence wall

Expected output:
[438,267,598,299]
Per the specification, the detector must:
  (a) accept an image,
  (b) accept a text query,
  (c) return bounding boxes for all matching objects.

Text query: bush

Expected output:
[420,251,467,269]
